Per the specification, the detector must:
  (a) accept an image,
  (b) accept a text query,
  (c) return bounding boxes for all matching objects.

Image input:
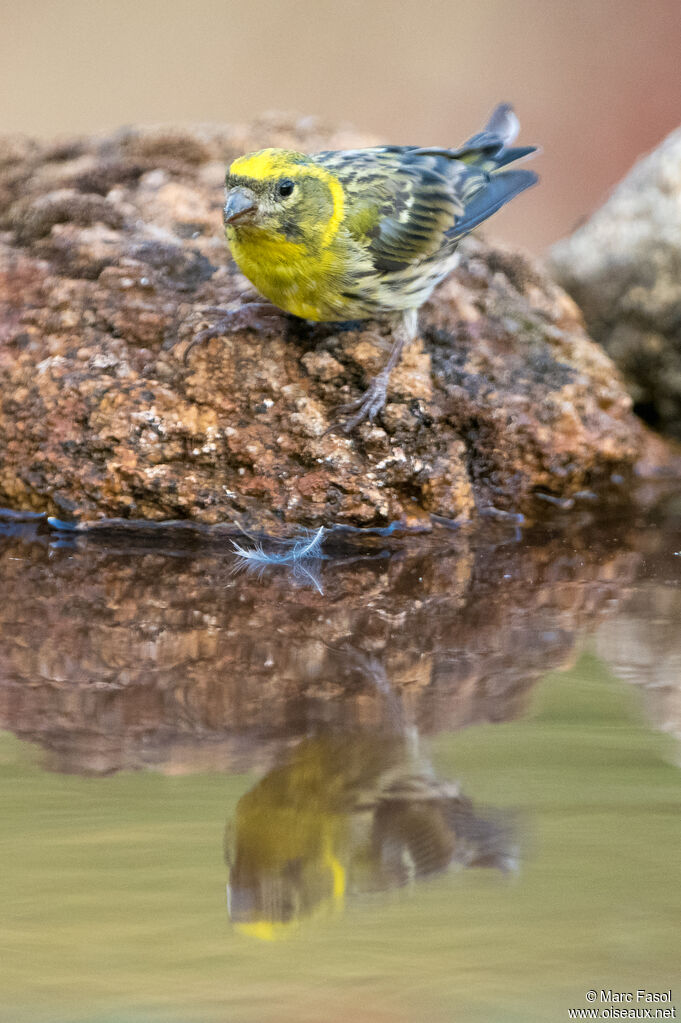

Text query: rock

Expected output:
[0,119,651,533]
[551,125,681,439]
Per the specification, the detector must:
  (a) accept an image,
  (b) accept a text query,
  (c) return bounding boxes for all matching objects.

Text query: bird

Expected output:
[197,104,537,431]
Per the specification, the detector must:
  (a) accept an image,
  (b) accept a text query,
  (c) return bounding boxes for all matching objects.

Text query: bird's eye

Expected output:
[277,179,295,198]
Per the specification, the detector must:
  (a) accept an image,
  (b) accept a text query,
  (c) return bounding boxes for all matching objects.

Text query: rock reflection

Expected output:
[0,518,647,775]
[226,730,515,939]
[596,586,681,755]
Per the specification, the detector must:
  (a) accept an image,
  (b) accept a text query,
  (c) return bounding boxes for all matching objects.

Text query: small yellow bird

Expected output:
[203,104,537,430]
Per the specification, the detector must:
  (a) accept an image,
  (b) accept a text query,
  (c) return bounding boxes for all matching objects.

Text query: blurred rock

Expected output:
[0,120,652,532]
[551,125,681,439]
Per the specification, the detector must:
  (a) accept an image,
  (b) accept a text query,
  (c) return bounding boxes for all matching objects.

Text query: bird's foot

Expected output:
[183,302,286,364]
[335,370,390,432]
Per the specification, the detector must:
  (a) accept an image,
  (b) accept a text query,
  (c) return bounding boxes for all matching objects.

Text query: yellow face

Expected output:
[223,148,345,253]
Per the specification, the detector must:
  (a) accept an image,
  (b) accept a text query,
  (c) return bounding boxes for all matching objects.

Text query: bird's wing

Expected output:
[316,147,468,272]
[316,106,537,272]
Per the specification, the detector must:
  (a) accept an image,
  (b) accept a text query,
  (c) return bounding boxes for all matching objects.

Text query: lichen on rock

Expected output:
[0,118,648,533]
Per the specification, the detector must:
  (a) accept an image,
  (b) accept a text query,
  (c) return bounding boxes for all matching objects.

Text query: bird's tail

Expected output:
[414,105,538,241]
[447,105,539,240]
[416,104,537,171]
[454,103,537,169]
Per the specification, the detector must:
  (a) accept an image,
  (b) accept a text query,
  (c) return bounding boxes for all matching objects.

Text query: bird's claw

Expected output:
[183,303,286,364]
[335,372,390,432]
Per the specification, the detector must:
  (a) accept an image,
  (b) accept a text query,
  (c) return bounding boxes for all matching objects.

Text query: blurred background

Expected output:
[1,0,681,252]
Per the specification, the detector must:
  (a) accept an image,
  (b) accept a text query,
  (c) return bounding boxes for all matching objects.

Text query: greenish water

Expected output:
[1,512,680,1022]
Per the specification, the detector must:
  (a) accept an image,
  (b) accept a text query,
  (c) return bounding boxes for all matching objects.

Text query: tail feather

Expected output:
[482,102,520,146]
[491,144,536,168]
[414,103,536,172]
[447,168,539,240]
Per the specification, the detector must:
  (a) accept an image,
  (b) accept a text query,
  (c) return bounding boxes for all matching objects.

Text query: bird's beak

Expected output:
[224,187,257,225]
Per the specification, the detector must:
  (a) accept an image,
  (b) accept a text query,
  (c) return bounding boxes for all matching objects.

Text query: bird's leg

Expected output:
[183,300,288,364]
[338,308,418,432]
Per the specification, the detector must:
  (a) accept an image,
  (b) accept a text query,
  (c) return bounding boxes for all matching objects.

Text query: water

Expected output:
[1,502,680,1023]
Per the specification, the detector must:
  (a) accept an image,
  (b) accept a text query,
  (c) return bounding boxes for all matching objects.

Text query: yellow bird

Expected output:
[201,104,537,430]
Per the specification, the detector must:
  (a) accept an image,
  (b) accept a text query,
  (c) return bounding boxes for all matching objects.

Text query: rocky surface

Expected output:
[0,520,640,775]
[551,124,681,440]
[0,118,654,532]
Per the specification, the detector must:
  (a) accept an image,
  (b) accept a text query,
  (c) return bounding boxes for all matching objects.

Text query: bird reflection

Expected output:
[225,730,516,940]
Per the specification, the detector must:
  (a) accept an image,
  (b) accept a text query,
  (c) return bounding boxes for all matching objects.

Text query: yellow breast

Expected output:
[226,225,346,322]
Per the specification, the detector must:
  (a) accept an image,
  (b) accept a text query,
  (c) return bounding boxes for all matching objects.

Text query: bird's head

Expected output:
[223,149,344,250]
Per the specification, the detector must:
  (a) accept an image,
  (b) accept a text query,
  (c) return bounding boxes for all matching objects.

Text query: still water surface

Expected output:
[1,503,680,1022]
